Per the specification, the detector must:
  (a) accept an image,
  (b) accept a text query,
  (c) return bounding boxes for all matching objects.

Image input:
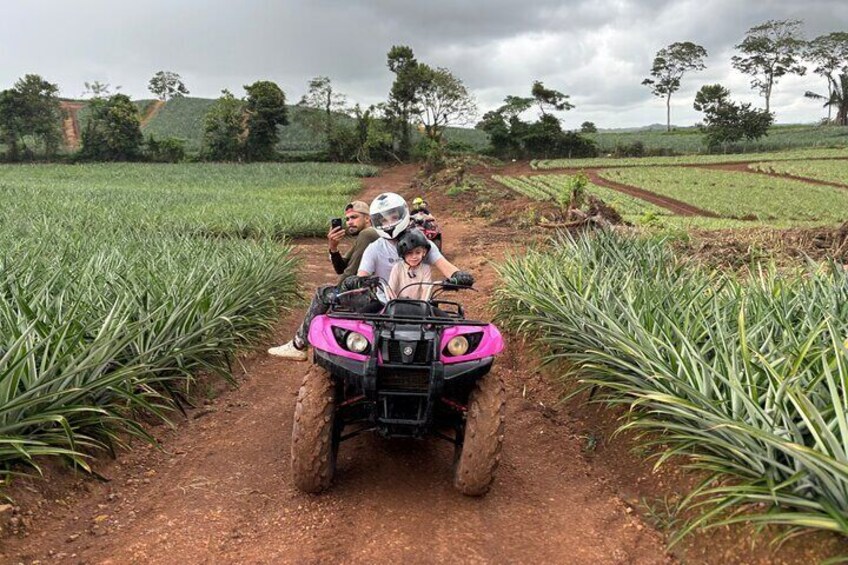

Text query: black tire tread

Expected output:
[453,374,506,496]
[291,368,336,493]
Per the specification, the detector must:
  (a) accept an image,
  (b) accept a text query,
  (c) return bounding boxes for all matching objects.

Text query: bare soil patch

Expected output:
[59,101,84,150]
[140,100,166,128]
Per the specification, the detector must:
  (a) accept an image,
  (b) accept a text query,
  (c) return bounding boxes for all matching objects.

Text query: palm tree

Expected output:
[805,72,848,126]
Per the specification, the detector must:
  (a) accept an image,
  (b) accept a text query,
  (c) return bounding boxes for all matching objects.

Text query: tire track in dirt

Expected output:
[695,162,848,191]
[1,165,671,564]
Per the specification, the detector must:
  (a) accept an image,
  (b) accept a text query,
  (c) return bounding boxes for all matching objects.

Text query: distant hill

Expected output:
[597,123,674,133]
[138,96,490,156]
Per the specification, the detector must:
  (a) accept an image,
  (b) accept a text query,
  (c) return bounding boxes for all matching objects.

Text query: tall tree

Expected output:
[0,74,62,160]
[805,32,848,121]
[148,71,190,101]
[202,89,245,161]
[476,96,533,157]
[83,81,118,99]
[477,85,594,159]
[530,81,573,117]
[79,94,143,160]
[415,65,476,142]
[386,45,422,157]
[0,90,25,161]
[242,80,288,161]
[731,19,807,113]
[298,76,348,135]
[642,41,708,131]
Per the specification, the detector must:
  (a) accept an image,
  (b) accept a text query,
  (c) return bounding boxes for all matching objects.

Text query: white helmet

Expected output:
[369,192,410,239]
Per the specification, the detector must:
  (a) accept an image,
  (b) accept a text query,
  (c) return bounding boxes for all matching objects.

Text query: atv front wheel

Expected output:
[453,374,505,496]
[291,368,339,493]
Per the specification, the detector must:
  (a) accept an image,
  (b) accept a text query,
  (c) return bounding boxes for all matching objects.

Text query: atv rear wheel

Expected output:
[453,374,505,496]
[291,368,339,493]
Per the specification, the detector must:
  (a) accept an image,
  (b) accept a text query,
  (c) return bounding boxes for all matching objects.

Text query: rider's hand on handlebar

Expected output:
[444,271,474,289]
[339,275,382,292]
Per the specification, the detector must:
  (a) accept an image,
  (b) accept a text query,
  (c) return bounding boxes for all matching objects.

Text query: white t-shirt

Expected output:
[358,237,444,283]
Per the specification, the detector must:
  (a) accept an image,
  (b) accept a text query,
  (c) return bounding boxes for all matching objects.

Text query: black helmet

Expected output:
[396,228,430,259]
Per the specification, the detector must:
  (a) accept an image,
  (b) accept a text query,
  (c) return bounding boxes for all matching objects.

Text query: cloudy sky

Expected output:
[2,0,847,128]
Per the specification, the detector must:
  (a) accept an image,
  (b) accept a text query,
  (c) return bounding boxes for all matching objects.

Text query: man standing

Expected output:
[268,200,378,360]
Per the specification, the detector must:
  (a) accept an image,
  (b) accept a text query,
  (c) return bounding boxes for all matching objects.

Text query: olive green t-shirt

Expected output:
[334,227,380,283]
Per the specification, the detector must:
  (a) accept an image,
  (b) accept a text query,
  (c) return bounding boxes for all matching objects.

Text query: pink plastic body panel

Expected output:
[439,324,504,364]
[308,315,374,362]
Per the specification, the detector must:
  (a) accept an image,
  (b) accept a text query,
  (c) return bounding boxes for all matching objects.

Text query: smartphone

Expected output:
[330,217,343,230]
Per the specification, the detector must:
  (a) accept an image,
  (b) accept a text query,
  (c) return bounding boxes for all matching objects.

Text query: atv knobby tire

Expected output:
[291,368,338,493]
[453,374,505,496]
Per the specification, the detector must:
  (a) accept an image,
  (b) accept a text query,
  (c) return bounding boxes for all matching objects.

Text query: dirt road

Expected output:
[60,101,84,150]
[2,166,669,564]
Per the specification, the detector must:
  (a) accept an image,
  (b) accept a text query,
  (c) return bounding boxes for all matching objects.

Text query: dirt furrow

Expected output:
[583,170,718,217]
[488,163,717,217]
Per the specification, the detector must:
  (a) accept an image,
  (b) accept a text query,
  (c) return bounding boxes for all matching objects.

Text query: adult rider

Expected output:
[268,200,378,361]
[352,192,471,286]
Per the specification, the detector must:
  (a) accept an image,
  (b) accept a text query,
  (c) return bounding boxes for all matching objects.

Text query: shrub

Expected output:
[145,136,186,163]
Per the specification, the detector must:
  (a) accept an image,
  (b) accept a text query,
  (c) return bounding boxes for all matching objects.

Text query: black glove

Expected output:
[446,271,474,288]
[339,275,381,292]
[339,275,364,292]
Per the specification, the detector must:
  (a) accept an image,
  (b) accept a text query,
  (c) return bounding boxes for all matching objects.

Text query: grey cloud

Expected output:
[1,0,846,127]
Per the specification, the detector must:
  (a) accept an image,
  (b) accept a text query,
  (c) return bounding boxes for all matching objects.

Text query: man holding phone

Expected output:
[268,200,378,360]
[328,201,379,280]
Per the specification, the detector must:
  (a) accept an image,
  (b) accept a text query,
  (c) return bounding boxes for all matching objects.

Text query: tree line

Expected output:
[642,19,848,149]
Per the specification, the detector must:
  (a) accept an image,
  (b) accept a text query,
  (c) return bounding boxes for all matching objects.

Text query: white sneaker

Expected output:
[267,341,308,361]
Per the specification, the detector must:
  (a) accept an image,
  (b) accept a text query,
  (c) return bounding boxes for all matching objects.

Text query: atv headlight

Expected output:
[446,335,469,357]
[345,331,369,353]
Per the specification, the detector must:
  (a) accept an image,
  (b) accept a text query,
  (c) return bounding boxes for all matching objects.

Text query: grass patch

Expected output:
[534,147,848,170]
[597,167,848,223]
[0,161,373,479]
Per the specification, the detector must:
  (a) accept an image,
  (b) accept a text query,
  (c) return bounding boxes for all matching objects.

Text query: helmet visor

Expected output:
[371,205,408,233]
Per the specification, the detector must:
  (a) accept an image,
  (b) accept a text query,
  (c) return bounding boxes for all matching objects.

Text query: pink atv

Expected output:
[291,280,506,496]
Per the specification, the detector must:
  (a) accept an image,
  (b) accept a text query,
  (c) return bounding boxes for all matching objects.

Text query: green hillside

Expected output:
[140,96,490,156]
